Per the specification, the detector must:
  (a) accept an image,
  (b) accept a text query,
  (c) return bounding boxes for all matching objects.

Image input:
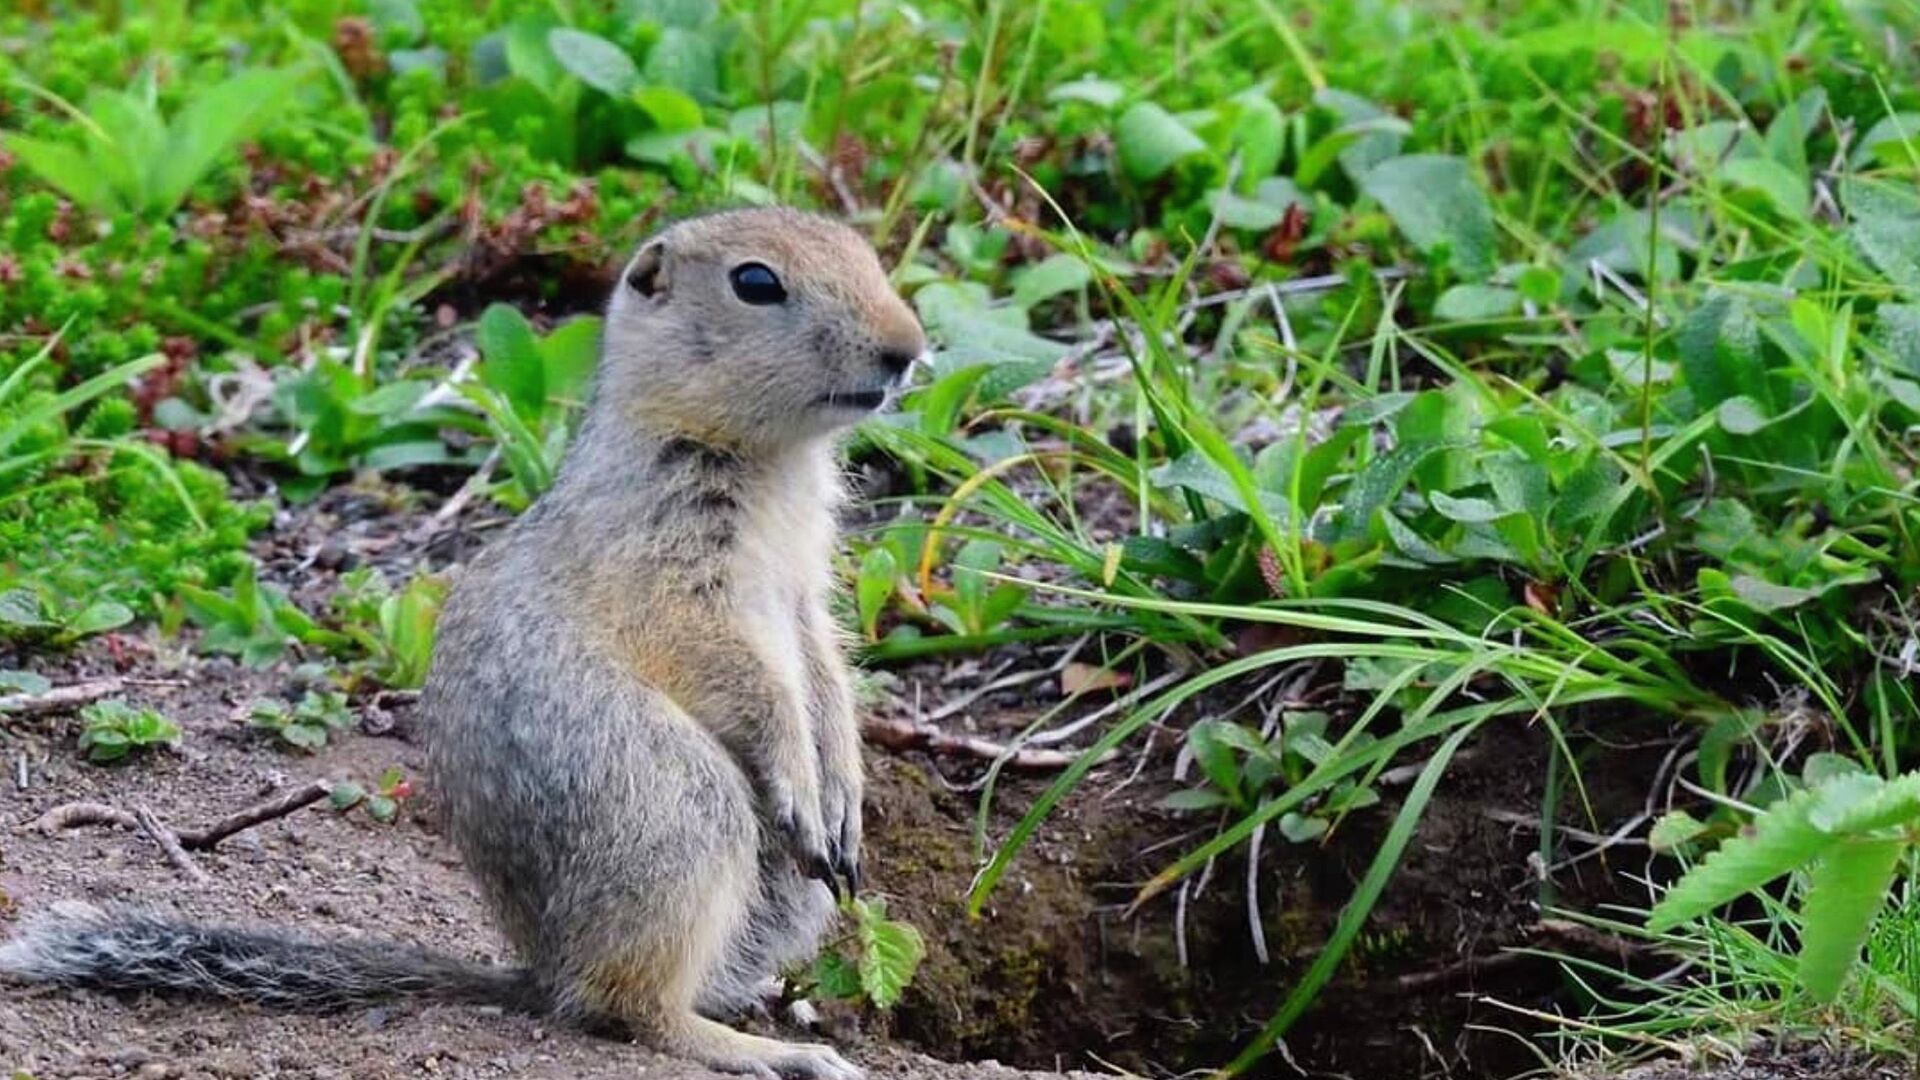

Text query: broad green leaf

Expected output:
[1851,113,1920,170]
[1647,784,1828,931]
[369,0,426,44]
[1162,788,1231,812]
[1728,574,1818,612]
[0,670,51,695]
[1434,285,1520,322]
[548,28,639,96]
[1010,254,1091,310]
[1797,838,1902,1003]
[475,303,547,417]
[538,316,603,403]
[505,17,568,99]
[1114,102,1208,182]
[633,85,703,131]
[1278,811,1328,843]
[1048,78,1124,109]
[0,589,50,629]
[1428,490,1503,523]
[1848,179,1920,298]
[1676,292,1765,408]
[1873,303,1920,376]
[1715,395,1768,435]
[68,601,134,637]
[1334,440,1448,540]
[1360,154,1496,279]
[1721,157,1809,220]
[1229,93,1285,188]
[644,27,719,101]
[84,89,164,210]
[1311,88,1405,183]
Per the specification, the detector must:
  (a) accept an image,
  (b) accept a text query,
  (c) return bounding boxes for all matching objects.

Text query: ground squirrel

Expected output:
[0,207,926,1080]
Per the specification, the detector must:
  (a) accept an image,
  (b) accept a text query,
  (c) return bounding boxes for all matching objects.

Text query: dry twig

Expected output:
[134,804,210,885]
[862,716,1113,770]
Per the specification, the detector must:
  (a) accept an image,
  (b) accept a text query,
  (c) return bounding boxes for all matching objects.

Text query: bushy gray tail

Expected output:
[0,901,538,1011]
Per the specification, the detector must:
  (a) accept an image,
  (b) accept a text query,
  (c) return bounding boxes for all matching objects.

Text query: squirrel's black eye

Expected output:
[728,262,786,305]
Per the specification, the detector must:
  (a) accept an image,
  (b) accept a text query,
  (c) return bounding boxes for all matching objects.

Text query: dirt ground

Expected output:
[0,656,1101,1080]
[0,487,1899,1080]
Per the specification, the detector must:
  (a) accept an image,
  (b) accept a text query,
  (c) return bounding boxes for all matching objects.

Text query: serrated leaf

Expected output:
[1797,838,1903,1002]
[811,950,863,999]
[856,913,924,1009]
[1809,772,1920,835]
[1360,154,1496,280]
[548,28,639,96]
[1646,784,1828,931]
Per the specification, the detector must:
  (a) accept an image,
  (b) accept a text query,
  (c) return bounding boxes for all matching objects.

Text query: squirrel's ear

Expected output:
[625,239,668,300]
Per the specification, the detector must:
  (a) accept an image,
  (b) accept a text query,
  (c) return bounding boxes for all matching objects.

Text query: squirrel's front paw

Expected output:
[764,770,835,893]
[820,774,862,897]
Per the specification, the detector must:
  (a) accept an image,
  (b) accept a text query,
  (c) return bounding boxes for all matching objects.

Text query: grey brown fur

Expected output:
[0,208,926,1080]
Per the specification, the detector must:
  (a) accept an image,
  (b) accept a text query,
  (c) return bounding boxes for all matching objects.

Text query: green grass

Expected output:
[3,0,1920,1072]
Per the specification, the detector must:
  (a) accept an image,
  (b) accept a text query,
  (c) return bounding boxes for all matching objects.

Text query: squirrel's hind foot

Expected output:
[664,1014,863,1080]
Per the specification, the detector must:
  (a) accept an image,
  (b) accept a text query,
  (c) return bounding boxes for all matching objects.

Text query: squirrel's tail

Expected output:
[0,901,539,1011]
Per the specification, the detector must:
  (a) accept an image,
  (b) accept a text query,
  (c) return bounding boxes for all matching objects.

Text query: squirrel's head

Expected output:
[601,207,927,450]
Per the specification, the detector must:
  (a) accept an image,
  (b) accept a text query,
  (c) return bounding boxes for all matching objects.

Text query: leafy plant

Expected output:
[462,304,602,509]
[177,563,344,667]
[4,67,306,217]
[329,766,414,824]
[0,586,132,645]
[802,896,925,1010]
[249,690,355,752]
[330,568,445,688]
[1649,764,1920,1004]
[77,700,181,763]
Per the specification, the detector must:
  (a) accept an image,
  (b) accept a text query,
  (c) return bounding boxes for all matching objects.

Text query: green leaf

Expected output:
[1334,440,1448,540]
[2,133,119,213]
[632,85,703,132]
[1309,88,1405,184]
[1648,810,1708,852]
[1278,811,1328,843]
[1647,784,1829,931]
[1428,490,1503,524]
[68,601,134,637]
[1434,285,1520,322]
[644,26,719,101]
[1721,157,1809,220]
[1360,154,1496,280]
[475,303,547,417]
[0,670,52,695]
[369,0,426,45]
[1228,93,1285,188]
[1161,788,1230,812]
[856,910,925,1009]
[1114,102,1208,182]
[1728,574,1819,612]
[1715,395,1768,435]
[280,723,328,750]
[1848,180,1920,299]
[810,950,863,999]
[1048,78,1124,109]
[153,68,304,216]
[856,546,897,642]
[1809,772,1920,835]
[547,28,639,96]
[1797,838,1902,1003]
[330,781,368,810]
[1851,113,1920,170]
[1010,254,1091,310]
[1676,293,1765,409]
[0,589,51,629]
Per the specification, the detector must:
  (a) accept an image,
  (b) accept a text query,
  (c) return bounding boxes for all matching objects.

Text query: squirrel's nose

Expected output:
[877,345,919,377]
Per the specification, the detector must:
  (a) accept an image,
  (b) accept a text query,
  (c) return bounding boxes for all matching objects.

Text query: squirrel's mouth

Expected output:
[816,388,890,411]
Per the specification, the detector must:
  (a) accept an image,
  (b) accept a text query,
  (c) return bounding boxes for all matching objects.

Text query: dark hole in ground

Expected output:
[861,713,1673,1079]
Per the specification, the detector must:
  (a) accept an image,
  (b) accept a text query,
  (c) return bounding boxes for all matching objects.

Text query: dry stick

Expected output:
[175,779,334,851]
[0,678,126,717]
[19,801,136,834]
[860,716,1113,771]
[133,804,210,885]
